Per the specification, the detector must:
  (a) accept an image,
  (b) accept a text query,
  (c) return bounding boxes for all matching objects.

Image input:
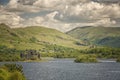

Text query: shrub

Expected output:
[0,68,9,80]
[0,64,26,80]
[4,64,23,73]
[0,75,5,80]
[29,37,38,43]
[117,58,120,62]
[8,71,25,80]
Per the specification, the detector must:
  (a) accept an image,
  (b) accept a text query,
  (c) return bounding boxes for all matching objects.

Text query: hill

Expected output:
[67,26,120,47]
[0,23,86,50]
[0,23,21,47]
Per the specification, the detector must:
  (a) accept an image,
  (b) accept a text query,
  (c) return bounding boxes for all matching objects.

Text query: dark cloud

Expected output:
[18,0,36,5]
[92,0,120,4]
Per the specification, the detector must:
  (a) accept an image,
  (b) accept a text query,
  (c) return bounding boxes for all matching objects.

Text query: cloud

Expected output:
[0,0,120,32]
[25,11,62,30]
[92,18,116,27]
[33,0,61,8]
[25,11,95,32]
[7,0,18,9]
[59,1,120,21]
[0,11,24,28]
[18,0,36,5]
[93,0,120,4]
[5,0,40,12]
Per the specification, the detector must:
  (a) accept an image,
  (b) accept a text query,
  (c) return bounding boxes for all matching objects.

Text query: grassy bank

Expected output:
[0,64,26,80]
[117,58,120,62]
[0,45,120,63]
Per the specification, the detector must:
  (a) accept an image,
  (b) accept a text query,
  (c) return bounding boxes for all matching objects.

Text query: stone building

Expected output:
[20,49,41,60]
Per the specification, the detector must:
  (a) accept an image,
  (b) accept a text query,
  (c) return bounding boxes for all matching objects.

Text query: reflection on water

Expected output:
[1,59,120,80]
[98,59,116,63]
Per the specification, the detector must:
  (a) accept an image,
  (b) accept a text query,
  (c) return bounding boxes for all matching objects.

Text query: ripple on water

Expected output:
[0,59,120,80]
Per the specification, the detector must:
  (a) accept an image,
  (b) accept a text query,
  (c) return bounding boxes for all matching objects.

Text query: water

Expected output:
[1,59,120,80]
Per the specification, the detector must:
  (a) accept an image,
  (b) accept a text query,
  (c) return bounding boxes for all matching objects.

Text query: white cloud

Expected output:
[0,11,24,28]
[33,0,61,8]
[7,0,18,9]
[25,17,44,26]
[93,18,116,27]
[25,11,61,30]
[5,0,120,20]
[61,1,120,20]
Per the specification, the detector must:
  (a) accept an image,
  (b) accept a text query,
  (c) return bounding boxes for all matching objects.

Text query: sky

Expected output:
[0,0,120,32]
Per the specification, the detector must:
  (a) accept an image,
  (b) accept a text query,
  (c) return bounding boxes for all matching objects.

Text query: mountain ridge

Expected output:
[0,23,86,50]
[67,26,120,47]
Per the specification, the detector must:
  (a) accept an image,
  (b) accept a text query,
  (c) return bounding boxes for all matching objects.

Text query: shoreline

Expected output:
[0,57,55,63]
[0,57,119,63]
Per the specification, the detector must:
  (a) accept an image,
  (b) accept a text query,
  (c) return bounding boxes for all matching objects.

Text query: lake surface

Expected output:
[1,59,120,80]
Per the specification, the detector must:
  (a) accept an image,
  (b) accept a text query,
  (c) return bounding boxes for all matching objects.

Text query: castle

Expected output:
[20,49,41,60]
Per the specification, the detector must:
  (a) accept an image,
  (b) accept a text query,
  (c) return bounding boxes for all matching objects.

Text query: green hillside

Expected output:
[1,24,120,61]
[0,23,86,50]
[0,23,21,48]
[67,26,120,47]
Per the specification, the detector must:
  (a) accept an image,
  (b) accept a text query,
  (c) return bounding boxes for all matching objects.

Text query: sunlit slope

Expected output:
[67,26,120,47]
[0,23,21,47]
[0,23,86,50]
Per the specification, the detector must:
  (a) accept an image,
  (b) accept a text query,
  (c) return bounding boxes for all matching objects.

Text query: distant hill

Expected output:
[0,23,86,50]
[67,26,120,47]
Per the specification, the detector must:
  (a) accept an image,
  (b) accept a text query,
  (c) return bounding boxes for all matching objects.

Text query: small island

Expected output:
[74,54,98,63]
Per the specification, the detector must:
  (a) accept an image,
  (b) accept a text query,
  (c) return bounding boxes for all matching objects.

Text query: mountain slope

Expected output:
[0,23,86,50]
[0,23,21,47]
[67,26,120,47]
